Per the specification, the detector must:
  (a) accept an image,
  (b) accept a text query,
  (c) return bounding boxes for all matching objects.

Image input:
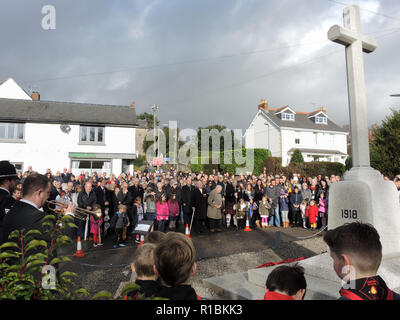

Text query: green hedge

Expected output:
[190,148,271,175]
[220,148,271,176]
[262,158,346,177]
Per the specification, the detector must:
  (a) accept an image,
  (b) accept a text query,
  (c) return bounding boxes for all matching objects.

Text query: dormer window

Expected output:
[282,113,295,121]
[315,116,327,124]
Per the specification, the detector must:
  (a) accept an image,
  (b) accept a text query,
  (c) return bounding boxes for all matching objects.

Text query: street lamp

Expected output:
[152,104,159,171]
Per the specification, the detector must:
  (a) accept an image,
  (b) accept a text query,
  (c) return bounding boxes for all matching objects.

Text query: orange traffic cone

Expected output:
[244,217,252,232]
[185,224,192,239]
[73,237,86,258]
[137,235,145,248]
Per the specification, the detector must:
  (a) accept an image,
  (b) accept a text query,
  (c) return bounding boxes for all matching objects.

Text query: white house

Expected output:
[0,78,138,176]
[244,100,349,166]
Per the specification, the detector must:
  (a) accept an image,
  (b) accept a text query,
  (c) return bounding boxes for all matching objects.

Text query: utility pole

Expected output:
[175,124,178,171]
[152,104,159,172]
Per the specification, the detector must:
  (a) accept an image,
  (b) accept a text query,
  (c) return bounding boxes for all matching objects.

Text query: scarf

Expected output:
[264,291,294,300]
[340,276,394,300]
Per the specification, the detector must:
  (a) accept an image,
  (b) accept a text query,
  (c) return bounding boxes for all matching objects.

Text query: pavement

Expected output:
[59,222,328,299]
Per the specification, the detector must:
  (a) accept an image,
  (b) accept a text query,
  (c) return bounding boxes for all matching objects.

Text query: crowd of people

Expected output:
[4,165,400,249]
[1,160,400,301]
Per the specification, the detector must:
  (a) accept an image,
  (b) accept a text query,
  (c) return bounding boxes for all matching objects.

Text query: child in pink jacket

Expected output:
[90,204,103,247]
[168,194,180,231]
[156,195,169,233]
[318,192,327,230]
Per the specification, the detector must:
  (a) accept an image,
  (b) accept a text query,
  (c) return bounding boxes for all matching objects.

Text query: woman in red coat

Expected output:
[306,200,319,230]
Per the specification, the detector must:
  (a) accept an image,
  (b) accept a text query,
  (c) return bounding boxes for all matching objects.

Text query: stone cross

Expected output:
[328,5,377,168]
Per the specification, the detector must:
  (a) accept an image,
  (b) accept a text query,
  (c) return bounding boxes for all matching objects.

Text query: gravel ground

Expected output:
[62,228,329,300]
[191,235,328,300]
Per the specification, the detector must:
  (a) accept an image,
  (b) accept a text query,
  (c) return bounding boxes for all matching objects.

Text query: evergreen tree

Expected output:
[290,149,304,164]
[370,109,400,178]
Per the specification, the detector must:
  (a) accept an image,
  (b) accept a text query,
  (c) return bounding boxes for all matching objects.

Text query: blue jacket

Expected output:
[290,191,303,207]
[279,196,289,211]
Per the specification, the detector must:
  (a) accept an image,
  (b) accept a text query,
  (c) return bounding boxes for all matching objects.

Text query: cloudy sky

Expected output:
[1,0,399,134]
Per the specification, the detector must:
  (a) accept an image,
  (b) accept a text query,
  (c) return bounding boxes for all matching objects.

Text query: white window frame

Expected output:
[79,126,105,145]
[315,116,327,124]
[282,113,295,121]
[0,123,25,143]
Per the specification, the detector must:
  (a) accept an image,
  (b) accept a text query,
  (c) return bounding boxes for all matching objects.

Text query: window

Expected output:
[0,123,25,142]
[80,126,105,144]
[11,162,24,173]
[71,159,111,176]
[316,116,327,124]
[282,113,295,121]
[295,138,300,145]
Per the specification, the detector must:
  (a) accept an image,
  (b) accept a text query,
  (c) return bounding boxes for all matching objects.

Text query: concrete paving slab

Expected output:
[203,272,265,300]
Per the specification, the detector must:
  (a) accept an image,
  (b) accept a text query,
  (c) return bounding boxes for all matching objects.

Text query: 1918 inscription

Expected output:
[341,209,358,219]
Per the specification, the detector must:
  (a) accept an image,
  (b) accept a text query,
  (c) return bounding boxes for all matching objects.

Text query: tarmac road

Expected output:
[59,223,326,299]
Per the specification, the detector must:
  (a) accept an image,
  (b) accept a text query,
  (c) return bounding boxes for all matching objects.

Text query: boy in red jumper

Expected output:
[306,200,318,230]
[264,264,307,300]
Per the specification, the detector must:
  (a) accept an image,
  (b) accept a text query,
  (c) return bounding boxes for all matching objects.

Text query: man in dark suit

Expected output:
[0,161,18,244]
[181,177,194,227]
[191,181,208,233]
[77,181,97,239]
[2,174,76,245]
[95,178,110,234]
[61,168,72,184]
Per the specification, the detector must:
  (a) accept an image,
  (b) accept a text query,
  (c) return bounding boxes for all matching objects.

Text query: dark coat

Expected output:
[156,285,200,300]
[61,173,72,184]
[128,185,144,202]
[2,201,53,245]
[191,187,208,220]
[181,185,193,214]
[117,190,133,212]
[265,186,280,207]
[290,191,303,208]
[127,280,161,299]
[254,186,264,203]
[0,189,16,244]
[95,186,109,208]
[77,190,97,210]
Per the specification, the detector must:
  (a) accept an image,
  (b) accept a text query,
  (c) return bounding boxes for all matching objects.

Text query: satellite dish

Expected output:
[60,125,71,134]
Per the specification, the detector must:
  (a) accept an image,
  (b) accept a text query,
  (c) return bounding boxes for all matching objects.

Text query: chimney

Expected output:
[258,99,269,111]
[130,101,136,109]
[318,107,327,113]
[31,91,40,101]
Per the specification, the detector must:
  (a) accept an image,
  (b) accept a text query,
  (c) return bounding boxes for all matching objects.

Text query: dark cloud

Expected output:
[1,0,399,133]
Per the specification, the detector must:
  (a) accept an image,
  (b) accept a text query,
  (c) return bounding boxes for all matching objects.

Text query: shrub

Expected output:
[290,149,304,164]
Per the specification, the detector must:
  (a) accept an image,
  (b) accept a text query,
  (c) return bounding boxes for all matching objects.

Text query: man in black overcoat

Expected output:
[191,181,208,233]
[0,161,18,244]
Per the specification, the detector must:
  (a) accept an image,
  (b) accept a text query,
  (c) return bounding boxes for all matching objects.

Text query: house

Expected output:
[244,99,349,166]
[0,78,139,176]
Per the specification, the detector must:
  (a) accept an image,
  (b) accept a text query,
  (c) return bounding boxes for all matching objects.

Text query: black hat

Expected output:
[0,161,18,179]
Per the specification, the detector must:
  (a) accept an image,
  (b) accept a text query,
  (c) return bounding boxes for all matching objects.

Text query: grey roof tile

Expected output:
[261,109,348,133]
[0,98,137,127]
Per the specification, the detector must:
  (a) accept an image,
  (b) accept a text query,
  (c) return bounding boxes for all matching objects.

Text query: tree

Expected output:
[196,125,242,155]
[370,109,400,178]
[290,149,304,164]
[137,112,159,129]
[142,126,185,159]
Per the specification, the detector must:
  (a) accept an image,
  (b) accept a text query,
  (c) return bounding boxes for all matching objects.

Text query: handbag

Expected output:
[122,226,127,241]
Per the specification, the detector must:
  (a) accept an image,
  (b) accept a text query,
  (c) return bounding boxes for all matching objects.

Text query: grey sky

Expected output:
[1,0,399,134]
